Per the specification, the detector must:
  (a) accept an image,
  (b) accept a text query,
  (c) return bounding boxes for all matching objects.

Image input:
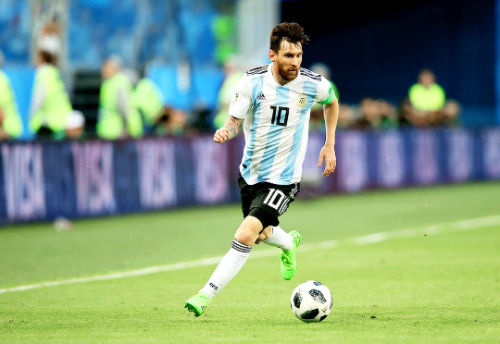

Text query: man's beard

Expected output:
[277,63,299,81]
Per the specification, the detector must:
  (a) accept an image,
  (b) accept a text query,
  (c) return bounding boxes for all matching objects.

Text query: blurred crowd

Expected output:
[310,66,461,133]
[0,38,461,142]
[0,0,471,142]
[0,41,462,142]
[0,0,240,141]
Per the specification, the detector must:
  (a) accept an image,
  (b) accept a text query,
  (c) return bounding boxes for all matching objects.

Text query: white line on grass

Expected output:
[1,214,499,295]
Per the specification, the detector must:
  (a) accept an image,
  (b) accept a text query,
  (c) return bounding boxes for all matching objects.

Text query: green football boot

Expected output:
[280,230,301,280]
[185,291,211,317]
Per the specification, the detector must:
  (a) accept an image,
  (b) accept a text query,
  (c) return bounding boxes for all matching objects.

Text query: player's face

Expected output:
[271,40,303,83]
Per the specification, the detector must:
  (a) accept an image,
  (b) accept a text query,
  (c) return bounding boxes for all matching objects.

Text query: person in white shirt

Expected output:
[185,22,339,317]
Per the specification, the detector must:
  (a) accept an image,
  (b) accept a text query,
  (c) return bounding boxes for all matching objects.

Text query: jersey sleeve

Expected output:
[228,74,253,119]
[316,76,336,105]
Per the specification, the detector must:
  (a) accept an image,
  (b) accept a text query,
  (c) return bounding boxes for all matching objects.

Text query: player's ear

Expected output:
[269,49,276,62]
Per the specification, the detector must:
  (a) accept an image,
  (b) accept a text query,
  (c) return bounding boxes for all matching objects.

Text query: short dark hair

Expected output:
[269,22,310,52]
[38,50,57,66]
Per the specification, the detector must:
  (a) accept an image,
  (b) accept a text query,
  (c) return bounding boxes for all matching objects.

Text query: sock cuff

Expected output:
[231,239,252,254]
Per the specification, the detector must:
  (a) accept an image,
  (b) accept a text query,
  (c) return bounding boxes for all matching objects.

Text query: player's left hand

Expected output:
[317,144,336,177]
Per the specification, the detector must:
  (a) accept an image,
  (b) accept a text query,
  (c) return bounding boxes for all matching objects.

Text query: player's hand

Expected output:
[213,128,230,143]
[317,144,336,177]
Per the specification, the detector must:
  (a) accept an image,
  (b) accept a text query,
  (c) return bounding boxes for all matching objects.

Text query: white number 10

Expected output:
[263,188,286,210]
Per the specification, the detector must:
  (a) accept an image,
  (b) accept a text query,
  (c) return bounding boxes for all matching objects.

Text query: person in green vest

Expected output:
[0,51,23,140]
[409,68,445,112]
[97,56,143,140]
[401,68,459,127]
[131,69,165,135]
[29,49,73,139]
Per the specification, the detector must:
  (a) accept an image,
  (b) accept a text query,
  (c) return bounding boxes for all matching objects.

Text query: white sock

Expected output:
[200,239,252,299]
[263,226,293,251]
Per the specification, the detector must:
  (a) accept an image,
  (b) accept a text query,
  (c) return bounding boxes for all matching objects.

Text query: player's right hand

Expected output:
[213,128,230,143]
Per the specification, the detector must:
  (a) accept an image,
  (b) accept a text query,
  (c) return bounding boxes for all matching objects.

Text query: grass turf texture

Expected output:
[0,181,499,343]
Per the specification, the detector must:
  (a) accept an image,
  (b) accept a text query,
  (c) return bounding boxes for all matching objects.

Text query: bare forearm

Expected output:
[323,98,339,146]
[213,115,244,143]
[223,116,243,140]
[317,99,339,177]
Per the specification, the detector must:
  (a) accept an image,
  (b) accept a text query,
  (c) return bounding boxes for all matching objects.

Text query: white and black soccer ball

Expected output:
[290,280,333,322]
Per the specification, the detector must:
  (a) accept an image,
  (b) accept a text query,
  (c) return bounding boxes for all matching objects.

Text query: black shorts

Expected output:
[238,174,300,229]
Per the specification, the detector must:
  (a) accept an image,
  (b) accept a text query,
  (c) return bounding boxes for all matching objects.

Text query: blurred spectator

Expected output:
[65,110,86,140]
[96,56,143,140]
[308,63,340,132]
[29,48,73,139]
[127,66,189,137]
[353,97,398,130]
[212,56,243,129]
[401,68,460,127]
[154,105,189,137]
[129,67,188,137]
[0,51,23,139]
[37,18,62,60]
[441,98,461,127]
[377,99,399,128]
[337,103,359,129]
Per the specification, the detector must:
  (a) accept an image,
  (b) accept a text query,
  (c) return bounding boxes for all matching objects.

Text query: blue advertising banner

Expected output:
[0,128,499,226]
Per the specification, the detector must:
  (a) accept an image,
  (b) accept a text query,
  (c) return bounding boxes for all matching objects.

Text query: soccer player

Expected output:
[185,22,338,316]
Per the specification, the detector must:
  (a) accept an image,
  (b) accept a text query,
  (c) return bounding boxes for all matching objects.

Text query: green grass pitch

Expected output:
[0,181,499,343]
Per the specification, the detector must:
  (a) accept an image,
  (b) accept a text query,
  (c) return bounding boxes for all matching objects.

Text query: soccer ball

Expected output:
[290,280,333,322]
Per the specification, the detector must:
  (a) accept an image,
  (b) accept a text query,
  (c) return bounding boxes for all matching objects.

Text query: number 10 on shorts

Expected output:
[263,188,288,213]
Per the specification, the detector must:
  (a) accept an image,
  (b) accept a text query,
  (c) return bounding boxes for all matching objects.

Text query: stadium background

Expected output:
[1,2,499,343]
[0,0,499,226]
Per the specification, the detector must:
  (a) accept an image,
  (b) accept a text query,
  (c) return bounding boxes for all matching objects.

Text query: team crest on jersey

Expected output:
[296,94,307,108]
[233,92,239,103]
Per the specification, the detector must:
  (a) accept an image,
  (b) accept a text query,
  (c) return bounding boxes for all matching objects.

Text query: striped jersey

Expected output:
[229,63,335,185]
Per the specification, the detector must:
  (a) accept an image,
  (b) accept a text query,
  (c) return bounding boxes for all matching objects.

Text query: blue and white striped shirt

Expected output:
[229,63,335,185]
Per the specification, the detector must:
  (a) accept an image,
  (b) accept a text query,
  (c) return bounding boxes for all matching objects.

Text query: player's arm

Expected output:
[317,96,339,177]
[215,73,251,143]
[213,115,244,143]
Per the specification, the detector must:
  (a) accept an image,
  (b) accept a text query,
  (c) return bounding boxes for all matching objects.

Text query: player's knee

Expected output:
[234,229,256,246]
[234,216,263,245]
